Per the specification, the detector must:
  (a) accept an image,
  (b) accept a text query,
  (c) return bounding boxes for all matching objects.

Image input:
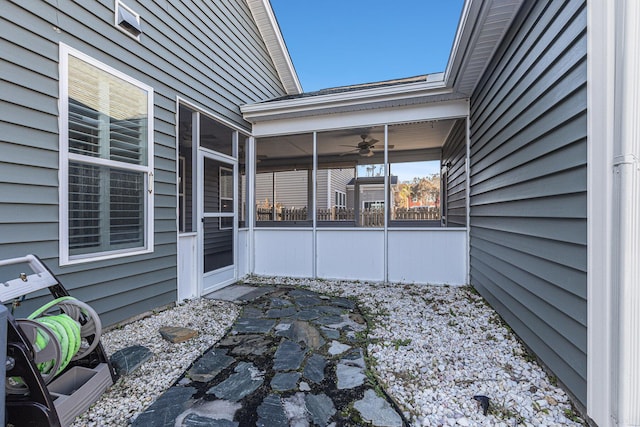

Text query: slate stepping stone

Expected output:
[342,349,366,368]
[265,306,298,318]
[110,345,153,376]
[271,372,301,391]
[314,315,344,326]
[232,318,276,334]
[354,389,403,427]
[273,340,307,371]
[283,392,310,426]
[320,327,340,340]
[159,326,198,343]
[238,286,275,301]
[336,363,366,389]
[303,353,327,384]
[288,289,318,298]
[182,414,239,427]
[316,305,345,316]
[175,400,241,426]
[304,393,336,427]
[294,295,323,307]
[219,334,273,356]
[132,386,196,426]
[299,381,311,391]
[331,297,356,310]
[240,307,265,319]
[328,341,351,356]
[296,309,321,321]
[270,297,292,308]
[257,394,289,427]
[188,348,234,382]
[207,362,264,401]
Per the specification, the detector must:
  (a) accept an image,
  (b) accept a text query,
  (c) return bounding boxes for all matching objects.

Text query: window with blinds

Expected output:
[60,45,153,263]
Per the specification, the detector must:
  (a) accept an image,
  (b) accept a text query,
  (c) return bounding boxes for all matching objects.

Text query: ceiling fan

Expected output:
[340,135,394,157]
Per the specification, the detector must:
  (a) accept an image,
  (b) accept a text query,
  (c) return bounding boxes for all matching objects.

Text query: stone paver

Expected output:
[305,393,336,427]
[354,389,404,427]
[188,348,234,382]
[136,285,406,426]
[302,353,327,384]
[257,394,288,427]
[271,372,301,391]
[273,339,307,371]
[207,362,264,401]
[110,345,153,376]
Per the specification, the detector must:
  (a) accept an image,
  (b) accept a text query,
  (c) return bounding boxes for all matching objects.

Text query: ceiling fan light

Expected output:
[359,148,374,157]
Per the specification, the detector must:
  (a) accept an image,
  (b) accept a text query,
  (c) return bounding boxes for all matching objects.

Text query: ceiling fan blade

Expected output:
[368,138,379,144]
[340,148,360,156]
[339,144,360,148]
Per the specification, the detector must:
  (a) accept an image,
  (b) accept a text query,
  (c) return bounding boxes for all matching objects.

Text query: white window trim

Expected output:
[58,43,154,265]
[334,190,346,208]
[220,166,234,230]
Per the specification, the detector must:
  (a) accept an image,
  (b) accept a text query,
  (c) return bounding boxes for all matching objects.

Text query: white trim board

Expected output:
[250,99,469,138]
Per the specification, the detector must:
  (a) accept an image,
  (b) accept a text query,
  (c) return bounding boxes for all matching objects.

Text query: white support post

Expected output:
[383,124,389,283]
[612,1,640,425]
[248,136,256,275]
[312,131,317,278]
[587,0,615,425]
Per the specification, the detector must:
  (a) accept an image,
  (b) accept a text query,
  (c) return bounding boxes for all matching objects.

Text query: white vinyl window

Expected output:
[59,44,154,264]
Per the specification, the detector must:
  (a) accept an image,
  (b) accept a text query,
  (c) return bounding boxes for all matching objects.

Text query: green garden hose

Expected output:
[28,297,82,376]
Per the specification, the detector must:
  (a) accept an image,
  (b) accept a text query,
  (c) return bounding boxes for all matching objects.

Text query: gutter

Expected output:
[241,75,452,122]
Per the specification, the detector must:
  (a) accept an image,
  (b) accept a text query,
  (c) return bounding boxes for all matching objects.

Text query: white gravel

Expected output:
[71,298,239,427]
[71,277,585,426]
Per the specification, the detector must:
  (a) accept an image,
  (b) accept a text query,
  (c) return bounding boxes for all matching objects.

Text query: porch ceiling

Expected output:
[254,119,457,168]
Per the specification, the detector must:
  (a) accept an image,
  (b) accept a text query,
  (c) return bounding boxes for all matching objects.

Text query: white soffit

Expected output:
[246,0,302,95]
[446,0,524,96]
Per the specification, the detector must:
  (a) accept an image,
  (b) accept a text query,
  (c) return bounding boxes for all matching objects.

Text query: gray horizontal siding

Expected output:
[469,0,587,406]
[316,170,330,210]
[442,119,467,227]
[1,0,286,326]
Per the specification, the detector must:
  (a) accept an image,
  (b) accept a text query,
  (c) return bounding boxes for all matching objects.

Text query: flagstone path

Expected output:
[131,286,406,426]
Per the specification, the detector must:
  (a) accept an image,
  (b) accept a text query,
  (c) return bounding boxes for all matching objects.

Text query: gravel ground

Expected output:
[71,298,239,427]
[72,278,585,426]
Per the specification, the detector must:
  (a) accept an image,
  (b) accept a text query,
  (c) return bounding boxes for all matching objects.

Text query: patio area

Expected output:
[72,279,585,426]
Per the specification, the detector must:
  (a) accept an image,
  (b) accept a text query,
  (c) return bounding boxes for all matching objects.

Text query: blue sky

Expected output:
[270,0,465,92]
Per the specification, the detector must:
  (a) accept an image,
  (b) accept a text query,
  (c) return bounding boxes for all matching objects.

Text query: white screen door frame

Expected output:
[198,148,238,294]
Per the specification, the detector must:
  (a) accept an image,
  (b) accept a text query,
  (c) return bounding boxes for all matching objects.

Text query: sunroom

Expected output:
[239,77,470,286]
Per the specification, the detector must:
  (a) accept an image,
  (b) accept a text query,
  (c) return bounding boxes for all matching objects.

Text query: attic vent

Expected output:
[115,1,142,39]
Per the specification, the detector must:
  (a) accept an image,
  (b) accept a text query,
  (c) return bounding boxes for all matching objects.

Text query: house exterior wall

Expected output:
[256,169,310,210]
[469,0,587,406]
[329,168,356,206]
[442,119,467,227]
[1,0,285,326]
[316,170,330,210]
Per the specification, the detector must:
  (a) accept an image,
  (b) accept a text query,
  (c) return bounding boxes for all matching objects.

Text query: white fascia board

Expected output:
[241,78,451,122]
[251,99,468,138]
[443,0,477,85]
[246,0,302,95]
